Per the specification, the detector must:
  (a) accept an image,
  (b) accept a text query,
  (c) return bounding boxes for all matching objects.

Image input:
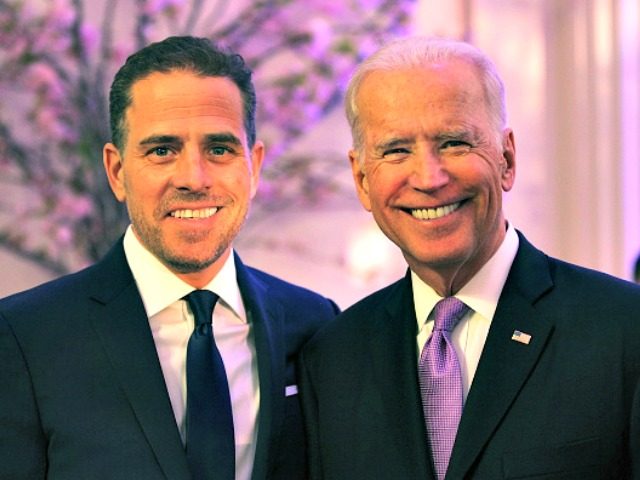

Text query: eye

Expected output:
[145,145,177,162]
[384,147,410,156]
[382,147,411,161]
[150,146,171,156]
[442,140,470,149]
[441,140,471,155]
[210,145,233,156]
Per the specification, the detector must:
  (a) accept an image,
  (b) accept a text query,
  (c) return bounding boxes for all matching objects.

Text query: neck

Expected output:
[411,265,472,298]
[408,222,508,297]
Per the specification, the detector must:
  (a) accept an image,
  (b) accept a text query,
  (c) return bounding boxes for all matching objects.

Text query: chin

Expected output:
[164,255,217,274]
[407,244,471,269]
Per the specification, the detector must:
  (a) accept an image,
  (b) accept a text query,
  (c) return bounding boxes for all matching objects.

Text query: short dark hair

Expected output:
[109,35,256,151]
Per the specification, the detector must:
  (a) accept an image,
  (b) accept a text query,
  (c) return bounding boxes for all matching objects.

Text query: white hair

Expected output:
[345,36,507,150]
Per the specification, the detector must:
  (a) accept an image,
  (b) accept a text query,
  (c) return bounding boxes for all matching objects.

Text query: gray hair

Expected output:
[344,36,507,150]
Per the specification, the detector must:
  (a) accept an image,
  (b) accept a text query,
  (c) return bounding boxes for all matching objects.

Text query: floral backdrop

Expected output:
[0,0,414,273]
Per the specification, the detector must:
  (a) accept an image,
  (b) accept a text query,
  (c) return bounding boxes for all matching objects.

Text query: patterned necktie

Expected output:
[418,297,469,480]
[185,290,235,480]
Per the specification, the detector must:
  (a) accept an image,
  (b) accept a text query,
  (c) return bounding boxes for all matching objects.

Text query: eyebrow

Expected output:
[374,137,414,153]
[137,132,244,148]
[138,134,182,146]
[203,133,243,146]
[433,130,473,142]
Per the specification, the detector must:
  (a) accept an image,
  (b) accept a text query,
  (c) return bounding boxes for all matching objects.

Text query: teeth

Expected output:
[170,207,218,219]
[411,202,461,220]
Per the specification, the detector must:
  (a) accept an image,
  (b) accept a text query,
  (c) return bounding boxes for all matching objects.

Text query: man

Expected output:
[0,36,338,479]
[300,36,640,479]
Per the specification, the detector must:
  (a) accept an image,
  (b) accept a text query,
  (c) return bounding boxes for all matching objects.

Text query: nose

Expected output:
[173,149,211,192]
[408,149,449,191]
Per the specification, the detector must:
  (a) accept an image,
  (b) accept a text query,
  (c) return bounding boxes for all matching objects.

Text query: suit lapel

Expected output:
[234,255,284,480]
[370,274,433,478]
[87,241,190,480]
[447,234,555,479]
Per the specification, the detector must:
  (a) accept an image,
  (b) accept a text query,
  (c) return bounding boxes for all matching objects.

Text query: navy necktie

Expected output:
[185,290,235,480]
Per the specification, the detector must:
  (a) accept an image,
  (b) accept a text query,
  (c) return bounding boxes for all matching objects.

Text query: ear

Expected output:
[349,149,372,212]
[248,140,265,199]
[500,129,516,192]
[103,143,127,202]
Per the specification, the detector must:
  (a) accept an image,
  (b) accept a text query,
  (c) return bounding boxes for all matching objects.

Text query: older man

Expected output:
[300,36,640,479]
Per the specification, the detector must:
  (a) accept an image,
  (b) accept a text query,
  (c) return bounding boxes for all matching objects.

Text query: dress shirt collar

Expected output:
[123,225,246,320]
[412,222,520,326]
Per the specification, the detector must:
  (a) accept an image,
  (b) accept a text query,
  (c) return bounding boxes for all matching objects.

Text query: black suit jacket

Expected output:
[0,240,339,479]
[300,233,640,479]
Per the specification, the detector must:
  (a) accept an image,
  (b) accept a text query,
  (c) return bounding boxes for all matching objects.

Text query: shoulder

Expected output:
[304,276,407,348]
[515,231,640,299]
[0,263,109,348]
[0,240,130,323]
[239,264,340,353]
[340,278,406,318]
[238,263,340,341]
[235,254,339,317]
[546,256,640,309]
[0,264,99,317]
[248,265,335,306]
[549,255,638,289]
[513,232,640,327]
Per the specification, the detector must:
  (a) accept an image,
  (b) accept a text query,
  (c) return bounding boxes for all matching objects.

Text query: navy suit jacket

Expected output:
[0,239,339,479]
[300,233,640,479]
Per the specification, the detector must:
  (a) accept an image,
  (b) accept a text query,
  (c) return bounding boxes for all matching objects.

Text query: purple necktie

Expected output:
[419,297,469,480]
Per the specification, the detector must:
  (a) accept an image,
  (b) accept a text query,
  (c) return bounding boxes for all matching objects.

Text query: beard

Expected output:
[126,192,249,275]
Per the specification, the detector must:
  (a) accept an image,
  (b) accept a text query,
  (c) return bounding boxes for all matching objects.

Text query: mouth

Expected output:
[408,201,462,220]
[169,207,219,219]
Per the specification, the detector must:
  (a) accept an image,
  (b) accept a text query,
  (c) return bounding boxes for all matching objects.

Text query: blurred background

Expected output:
[1,0,639,308]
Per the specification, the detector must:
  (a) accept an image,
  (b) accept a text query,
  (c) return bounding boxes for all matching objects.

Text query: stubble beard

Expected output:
[128,204,248,275]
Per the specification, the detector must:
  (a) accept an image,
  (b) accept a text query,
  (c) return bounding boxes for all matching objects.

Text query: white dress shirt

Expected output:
[413,223,519,400]
[123,226,259,480]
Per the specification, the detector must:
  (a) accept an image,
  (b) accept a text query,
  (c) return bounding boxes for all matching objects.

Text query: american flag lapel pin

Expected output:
[511,330,532,345]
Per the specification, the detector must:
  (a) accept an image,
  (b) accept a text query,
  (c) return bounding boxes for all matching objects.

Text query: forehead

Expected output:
[356,60,487,124]
[126,70,244,136]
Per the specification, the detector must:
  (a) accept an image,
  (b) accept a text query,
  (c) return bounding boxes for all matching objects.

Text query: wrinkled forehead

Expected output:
[356,64,489,132]
[357,60,485,107]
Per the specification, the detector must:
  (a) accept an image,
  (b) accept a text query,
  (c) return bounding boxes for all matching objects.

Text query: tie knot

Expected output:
[185,290,219,328]
[433,297,468,332]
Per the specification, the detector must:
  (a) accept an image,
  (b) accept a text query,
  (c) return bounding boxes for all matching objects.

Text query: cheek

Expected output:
[124,172,163,212]
[219,169,254,205]
[366,163,405,198]
[458,154,503,192]
[231,167,253,193]
[363,175,390,209]
[124,173,145,197]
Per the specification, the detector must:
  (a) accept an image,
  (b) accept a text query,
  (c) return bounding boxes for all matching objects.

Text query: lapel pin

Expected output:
[511,330,532,345]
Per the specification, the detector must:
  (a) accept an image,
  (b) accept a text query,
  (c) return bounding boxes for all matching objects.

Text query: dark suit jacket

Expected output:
[0,239,339,479]
[300,233,640,479]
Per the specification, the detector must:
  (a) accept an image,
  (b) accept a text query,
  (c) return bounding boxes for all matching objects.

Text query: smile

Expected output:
[169,207,218,219]
[410,201,461,220]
